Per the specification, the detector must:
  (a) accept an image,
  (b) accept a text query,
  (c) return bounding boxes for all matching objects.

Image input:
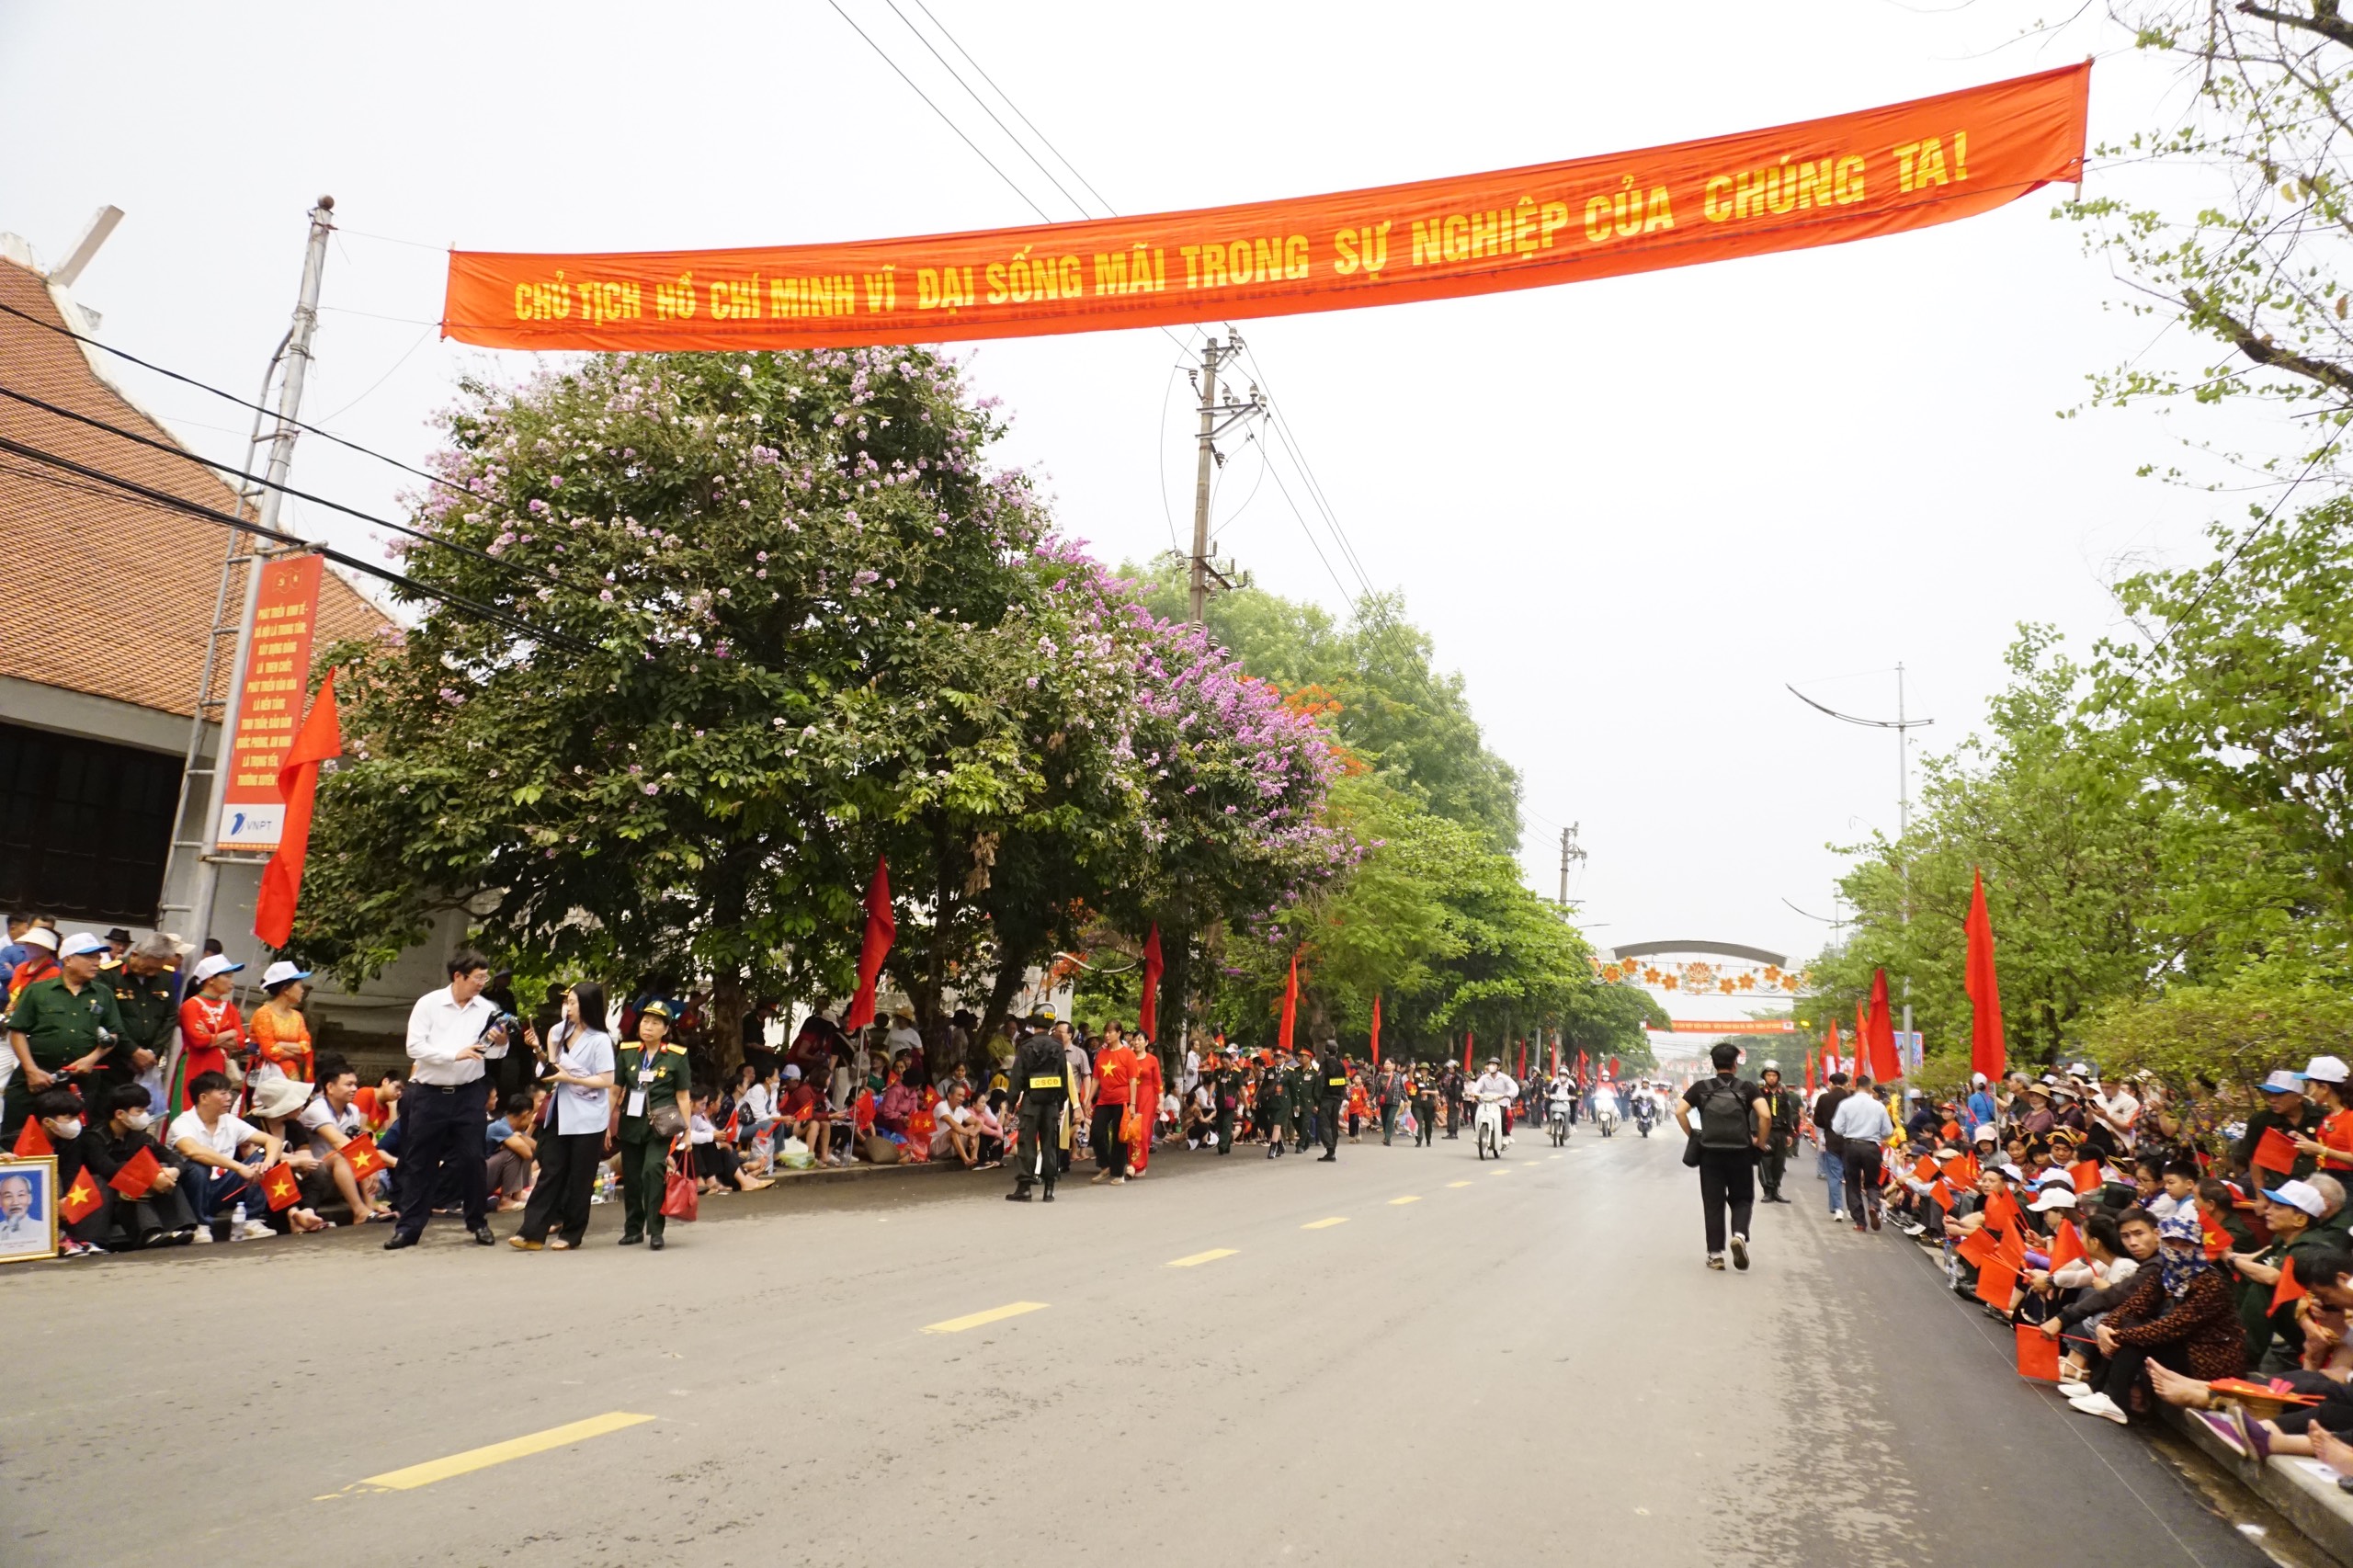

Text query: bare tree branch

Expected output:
[2238,1,2353,51]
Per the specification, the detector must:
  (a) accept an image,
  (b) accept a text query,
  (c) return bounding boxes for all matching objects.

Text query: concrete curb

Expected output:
[2163,1403,2353,1562]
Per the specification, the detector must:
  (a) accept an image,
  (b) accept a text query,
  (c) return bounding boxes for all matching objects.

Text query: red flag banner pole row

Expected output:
[844,858,896,1032]
[443,66,2091,353]
[254,667,344,949]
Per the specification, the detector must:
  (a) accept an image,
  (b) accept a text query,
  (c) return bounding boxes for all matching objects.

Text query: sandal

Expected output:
[547,1237,573,1251]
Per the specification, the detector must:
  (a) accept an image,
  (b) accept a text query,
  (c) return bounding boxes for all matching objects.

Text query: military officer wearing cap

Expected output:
[99,934,182,1111]
[1315,1037,1347,1161]
[613,999,692,1248]
[1006,1015,1067,1201]
[1211,1046,1239,1155]
[4,933,125,1140]
[1756,1061,1802,1203]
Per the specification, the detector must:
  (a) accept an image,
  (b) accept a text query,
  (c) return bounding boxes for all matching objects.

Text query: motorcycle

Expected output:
[1473,1095,1507,1160]
[1591,1096,1620,1138]
[1632,1097,1655,1138]
[1548,1103,1570,1146]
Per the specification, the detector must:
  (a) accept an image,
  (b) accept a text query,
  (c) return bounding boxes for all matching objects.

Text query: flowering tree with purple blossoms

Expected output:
[292,347,1339,1063]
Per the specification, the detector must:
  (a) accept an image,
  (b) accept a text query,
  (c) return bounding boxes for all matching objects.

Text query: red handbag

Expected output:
[660,1138,699,1222]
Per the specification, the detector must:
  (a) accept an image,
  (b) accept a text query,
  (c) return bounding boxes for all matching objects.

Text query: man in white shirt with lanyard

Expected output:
[385,949,508,1251]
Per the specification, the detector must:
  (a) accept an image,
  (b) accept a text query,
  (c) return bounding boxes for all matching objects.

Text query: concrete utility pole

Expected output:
[1558,823,1585,907]
[1185,334,1264,624]
[179,196,335,971]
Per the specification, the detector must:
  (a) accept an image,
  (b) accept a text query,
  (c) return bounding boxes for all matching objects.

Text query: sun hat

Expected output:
[246,1075,312,1120]
[2029,1187,2079,1211]
[18,927,56,953]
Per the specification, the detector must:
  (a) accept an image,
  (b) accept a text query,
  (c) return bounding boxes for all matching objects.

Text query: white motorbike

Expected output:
[1591,1095,1620,1138]
[1473,1093,1510,1160]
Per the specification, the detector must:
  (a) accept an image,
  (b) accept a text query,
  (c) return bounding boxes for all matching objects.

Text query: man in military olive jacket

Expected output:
[613,1001,693,1249]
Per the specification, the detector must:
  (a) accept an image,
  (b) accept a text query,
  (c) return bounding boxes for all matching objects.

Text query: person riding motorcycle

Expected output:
[1471,1060,1518,1154]
[1546,1071,1574,1138]
[1590,1081,1621,1134]
[1631,1085,1657,1135]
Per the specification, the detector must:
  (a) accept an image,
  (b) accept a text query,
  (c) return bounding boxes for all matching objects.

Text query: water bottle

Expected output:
[230,1201,248,1239]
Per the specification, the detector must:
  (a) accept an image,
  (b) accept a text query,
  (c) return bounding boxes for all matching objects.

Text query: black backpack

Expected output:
[1697,1077,1755,1151]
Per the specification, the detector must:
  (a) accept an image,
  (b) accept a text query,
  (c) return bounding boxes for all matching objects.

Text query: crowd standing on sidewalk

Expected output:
[6,918,1595,1262]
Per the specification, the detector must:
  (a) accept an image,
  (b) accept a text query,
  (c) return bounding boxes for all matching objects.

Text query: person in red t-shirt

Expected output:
[1129,1035,1165,1178]
[1090,1022,1137,1185]
[2295,1056,2353,1176]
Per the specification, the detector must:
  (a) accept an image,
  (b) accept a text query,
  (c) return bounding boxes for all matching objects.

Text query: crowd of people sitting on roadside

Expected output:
[1809,1055,2353,1480]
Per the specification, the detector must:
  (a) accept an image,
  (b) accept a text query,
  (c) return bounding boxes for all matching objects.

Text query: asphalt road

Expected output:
[1,1121,2280,1567]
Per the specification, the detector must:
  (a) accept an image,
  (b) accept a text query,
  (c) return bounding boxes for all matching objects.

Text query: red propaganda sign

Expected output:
[1650,1019,1798,1034]
[218,553,323,853]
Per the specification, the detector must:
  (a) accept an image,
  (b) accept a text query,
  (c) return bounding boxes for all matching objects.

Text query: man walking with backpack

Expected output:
[1676,1040,1771,1272]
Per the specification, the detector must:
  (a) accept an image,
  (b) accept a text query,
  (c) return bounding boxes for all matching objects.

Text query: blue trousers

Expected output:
[1817,1147,1845,1212]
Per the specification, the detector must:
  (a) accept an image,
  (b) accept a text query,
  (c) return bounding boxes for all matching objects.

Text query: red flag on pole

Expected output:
[2015,1323,2063,1381]
[61,1169,103,1225]
[1370,994,1381,1066]
[2274,1255,2311,1316]
[1138,925,1165,1043]
[1516,1040,1527,1080]
[1963,868,2006,1083]
[11,1119,51,1159]
[842,858,897,1031]
[1278,951,1299,1053]
[1462,1031,1474,1073]
[1610,1056,1621,1079]
[1550,1033,1559,1076]
[260,1162,302,1212]
[254,668,343,949]
[1804,1048,1816,1096]
[1576,1051,1589,1080]
[107,1145,163,1199]
[1867,970,1901,1083]
[1823,1017,1841,1079]
[2048,1218,2087,1275]
[1853,1000,1869,1072]
[336,1132,386,1184]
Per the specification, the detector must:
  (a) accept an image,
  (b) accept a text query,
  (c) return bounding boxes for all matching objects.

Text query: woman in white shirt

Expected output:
[512,983,616,1252]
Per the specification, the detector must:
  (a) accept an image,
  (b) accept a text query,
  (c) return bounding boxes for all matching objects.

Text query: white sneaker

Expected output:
[191,1226,215,1244]
[2069,1392,2129,1425]
[236,1220,276,1241]
[1830,1210,1847,1222]
[2056,1380,2089,1399]
[1729,1233,1750,1271]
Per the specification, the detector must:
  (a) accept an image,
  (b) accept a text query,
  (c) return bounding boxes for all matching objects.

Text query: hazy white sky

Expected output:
[0,3,2248,1006]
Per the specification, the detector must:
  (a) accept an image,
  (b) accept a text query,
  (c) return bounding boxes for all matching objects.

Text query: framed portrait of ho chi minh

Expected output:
[0,1156,60,1263]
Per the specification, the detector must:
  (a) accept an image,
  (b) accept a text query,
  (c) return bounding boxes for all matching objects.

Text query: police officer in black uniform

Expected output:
[1315,1037,1347,1162]
[1007,1017,1067,1202]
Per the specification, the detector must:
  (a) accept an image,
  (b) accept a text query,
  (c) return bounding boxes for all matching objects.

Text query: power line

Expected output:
[0,432,598,654]
[1255,434,1357,607]
[880,0,1096,221]
[824,0,1056,224]
[0,296,464,496]
[907,0,1119,217]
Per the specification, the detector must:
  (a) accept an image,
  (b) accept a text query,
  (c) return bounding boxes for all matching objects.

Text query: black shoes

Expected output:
[1318,1153,1336,1163]
[1041,1187,1056,1203]
[619,1233,644,1245]
[1006,1189,1033,1202]
[649,1235,665,1251]
[471,1227,496,1246]
[381,1231,418,1251]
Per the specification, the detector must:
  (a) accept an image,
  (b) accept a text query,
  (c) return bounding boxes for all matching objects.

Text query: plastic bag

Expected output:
[779,1137,815,1171]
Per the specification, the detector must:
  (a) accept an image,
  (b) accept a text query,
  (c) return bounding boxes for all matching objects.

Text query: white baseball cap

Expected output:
[2266,1179,2328,1219]
[261,960,312,990]
[2028,1187,2078,1211]
[58,932,109,959]
[2263,1069,2309,1095]
[2306,1055,2350,1085]
[190,953,244,985]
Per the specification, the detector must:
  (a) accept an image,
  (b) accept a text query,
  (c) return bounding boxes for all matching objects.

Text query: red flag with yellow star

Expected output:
[260,1162,302,1212]
[61,1168,104,1224]
[108,1146,162,1199]
[338,1132,384,1182]
[12,1119,51,1159]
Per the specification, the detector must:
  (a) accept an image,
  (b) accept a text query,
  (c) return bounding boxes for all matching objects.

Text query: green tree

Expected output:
[1128,567,1523,850]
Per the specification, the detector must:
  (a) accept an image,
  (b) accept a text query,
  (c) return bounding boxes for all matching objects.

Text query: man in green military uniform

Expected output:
[5,932,126,1140]
[1262,1051,1291,1159]
[611,1000,692,1250]
[96,935,179,1112]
